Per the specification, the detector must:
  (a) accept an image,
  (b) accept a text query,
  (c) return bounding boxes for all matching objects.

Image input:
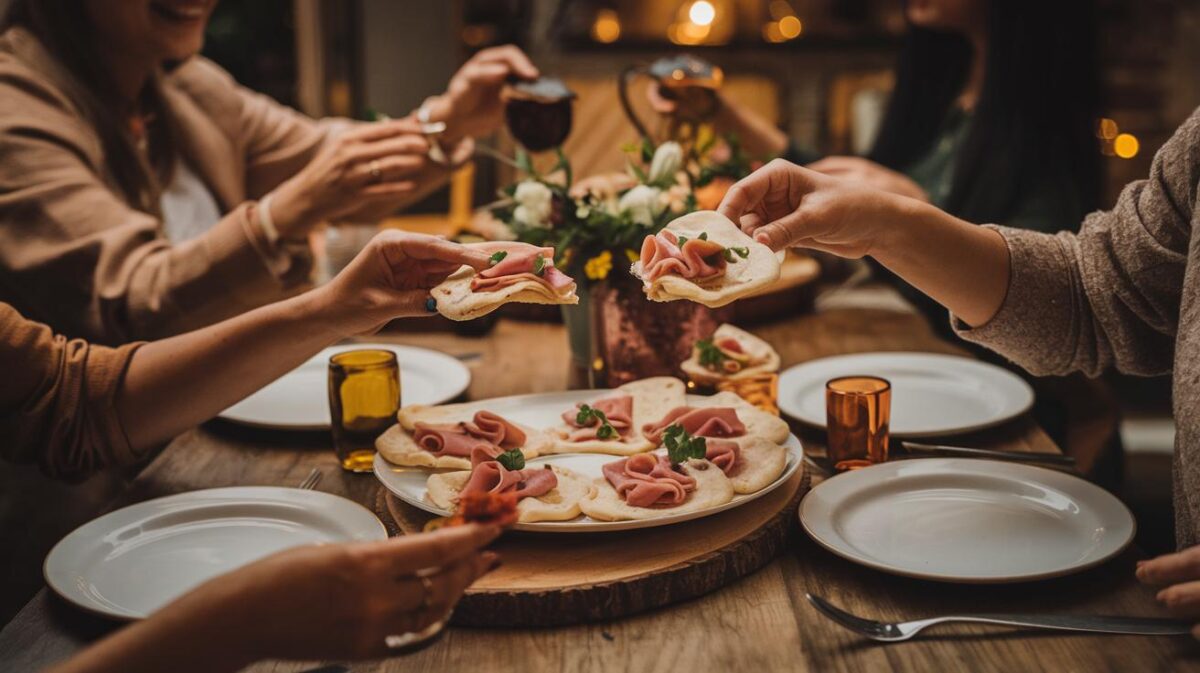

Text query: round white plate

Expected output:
[45,487,386,620]
[373,390,804,533]
[778,352,1034,437]
[219,343,470,430]
[800,459,1135,583]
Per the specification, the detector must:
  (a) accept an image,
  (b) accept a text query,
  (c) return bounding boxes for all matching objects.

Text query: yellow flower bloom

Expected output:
[624,248,640,264]
[585,250,613,280]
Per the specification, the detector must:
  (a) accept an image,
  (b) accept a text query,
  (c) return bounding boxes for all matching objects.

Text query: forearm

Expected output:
[869,197,1011,328]
[116,287,343,451]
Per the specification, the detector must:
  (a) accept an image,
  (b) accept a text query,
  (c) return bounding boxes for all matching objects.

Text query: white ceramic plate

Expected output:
[44,487,386,620]
[800,459,1135,583]
[778,352,1034,437]
[219,343,471,430]
[373,390,804,533]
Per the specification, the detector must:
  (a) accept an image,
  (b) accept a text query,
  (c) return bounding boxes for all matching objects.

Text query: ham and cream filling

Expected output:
[639,230,726,283]
[601,453,697,508]
[471,243,574,294]
[643,407,746,477]
[561,394,634,441]
[460,461,558,501]
[413,411,526,461]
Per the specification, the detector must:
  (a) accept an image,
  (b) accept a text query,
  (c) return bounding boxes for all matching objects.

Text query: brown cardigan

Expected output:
[956,106,1200,548]
[0,27,334,344]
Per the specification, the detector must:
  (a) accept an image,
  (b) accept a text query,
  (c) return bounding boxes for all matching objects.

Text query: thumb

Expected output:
[750,211,806,251]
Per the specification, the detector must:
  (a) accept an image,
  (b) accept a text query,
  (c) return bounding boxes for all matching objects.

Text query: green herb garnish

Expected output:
[663,424,707,465]
[695,337,727,370]
[722,246,749,263]
[533,254,547,276]
[576,403,617,439]
[698,231,709,240]
[488,250,508,266]
[497,448,525,471]
[677,235,689,247]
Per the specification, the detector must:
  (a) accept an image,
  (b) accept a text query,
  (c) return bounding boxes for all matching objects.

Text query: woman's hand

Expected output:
[269,119,433,234]
[1137,546,1200,638]
[425,45,539,142]
[806,156,929,202]
[314,230,491,335]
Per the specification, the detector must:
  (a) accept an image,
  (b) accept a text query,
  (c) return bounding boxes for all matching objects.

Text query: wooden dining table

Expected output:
[1,295,1198,672]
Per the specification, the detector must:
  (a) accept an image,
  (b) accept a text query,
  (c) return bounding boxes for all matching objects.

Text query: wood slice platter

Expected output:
[375,463,810,627]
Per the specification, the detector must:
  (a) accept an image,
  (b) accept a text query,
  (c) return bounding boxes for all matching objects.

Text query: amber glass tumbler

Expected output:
[328,350,400,472]
[825,376,891,471]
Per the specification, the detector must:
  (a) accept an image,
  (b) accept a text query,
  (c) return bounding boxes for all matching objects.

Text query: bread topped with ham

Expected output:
[681,323,781,384]
[630,211,780,308]
[545,377,686,455]
[376,402,550,470]
[426,455,594,524]
[433,241,578,321]
[579,452,734,521]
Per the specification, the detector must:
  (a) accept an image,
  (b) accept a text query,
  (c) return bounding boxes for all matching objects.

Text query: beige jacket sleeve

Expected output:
[0,42,328,343]
[953,107,1197,377]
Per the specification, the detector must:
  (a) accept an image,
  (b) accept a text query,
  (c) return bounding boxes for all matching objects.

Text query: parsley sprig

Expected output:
[663,424,708,466]
[496,448,525,471]
[576,403,617,439]
[532,254,547,276]
[722,246,750,263]
[695,337,727,370]
[488,250,508,266]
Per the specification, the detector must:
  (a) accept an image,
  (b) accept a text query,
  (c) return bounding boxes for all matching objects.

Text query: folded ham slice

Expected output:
[639,230,726,283]
[460,461,558,501]
[413,411,526,459]
[602,453,697,508]
[704,438,741,476]
[642,406,746,444]
[471,242,574,293]
[561,394,634,441]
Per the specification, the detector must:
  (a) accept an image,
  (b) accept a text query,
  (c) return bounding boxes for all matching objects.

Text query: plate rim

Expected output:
[778,351,1035,437]
[43,486,387,621]
[373,391,804,533]
[798,458,1137,583]
[218,342,471,430]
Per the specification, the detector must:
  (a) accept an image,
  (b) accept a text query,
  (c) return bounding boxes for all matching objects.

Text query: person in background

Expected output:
[0,0,537,343]
[0,229,500,671]
[717,105,1200,636]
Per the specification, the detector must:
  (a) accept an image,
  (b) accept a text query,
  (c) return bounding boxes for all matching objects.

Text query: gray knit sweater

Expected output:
[956,106,1200,548]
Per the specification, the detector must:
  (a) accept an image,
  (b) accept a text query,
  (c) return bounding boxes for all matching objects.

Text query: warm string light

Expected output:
[590,8,621,44]
[762,0,802,43]
[669,0,730,46]
[1096,117,1139,159]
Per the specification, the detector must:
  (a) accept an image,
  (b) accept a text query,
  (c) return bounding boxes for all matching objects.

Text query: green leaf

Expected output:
[731,246,750,258]
[596,423,616,440]
[575,403,617,439]
[698,231,708,241]
[677,235,689,247]
[696,337,726,369]
[515,148,535,176]
[533,255,547,276]
[488,250,508,266]
[663,424,707,465]
[497,448,525,471]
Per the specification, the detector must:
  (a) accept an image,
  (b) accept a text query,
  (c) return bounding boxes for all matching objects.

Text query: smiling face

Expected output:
[84,0,218,64]
[905,0,985,34]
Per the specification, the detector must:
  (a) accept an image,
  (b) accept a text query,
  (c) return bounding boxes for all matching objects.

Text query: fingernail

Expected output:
[425,296,438,312]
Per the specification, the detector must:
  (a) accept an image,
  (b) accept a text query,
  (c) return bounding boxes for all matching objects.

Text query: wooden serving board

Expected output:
[376,463,810,627]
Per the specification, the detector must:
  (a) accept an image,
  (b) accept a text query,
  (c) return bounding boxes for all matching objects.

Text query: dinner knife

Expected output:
[900,441,1077,466]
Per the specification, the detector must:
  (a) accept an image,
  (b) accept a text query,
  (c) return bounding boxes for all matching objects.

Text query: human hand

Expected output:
[314,229,491,334]
[269,119,433,234]
[164,524,502,663]
[426,45,539,142]
[1136,545,1200,638]
[806,156,929,202]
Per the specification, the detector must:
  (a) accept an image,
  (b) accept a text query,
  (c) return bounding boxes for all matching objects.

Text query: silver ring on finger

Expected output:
[368,159,384,185]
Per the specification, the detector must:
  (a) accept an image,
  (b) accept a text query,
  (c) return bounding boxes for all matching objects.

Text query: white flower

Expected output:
[618,185,664,226]
[512,180,553,228]
[647,141,683,186]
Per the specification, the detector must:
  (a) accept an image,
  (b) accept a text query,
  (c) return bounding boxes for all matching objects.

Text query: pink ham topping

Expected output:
[639,230,726,283]
[413,411,526,459]
[602,453,697,508]
[561,394,634,441]
[471,242,574,293]
[703,438,742,476]
[460,461,558,501]
[716,337,744,354]
[642,407,746,444]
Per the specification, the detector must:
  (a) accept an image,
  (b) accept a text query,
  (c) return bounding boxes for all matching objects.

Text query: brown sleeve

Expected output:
[0,303,143,480]
[953,107,1197,377]
[0,65,311,344]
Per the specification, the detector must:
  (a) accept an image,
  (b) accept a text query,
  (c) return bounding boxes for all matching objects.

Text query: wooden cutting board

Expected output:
[377,463,810,627]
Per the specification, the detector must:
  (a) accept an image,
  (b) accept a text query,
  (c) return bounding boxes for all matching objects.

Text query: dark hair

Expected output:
[2,0,176,214]
[868,0,1101,226]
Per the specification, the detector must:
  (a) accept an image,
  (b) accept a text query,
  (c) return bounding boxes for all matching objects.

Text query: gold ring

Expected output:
[419,575,434,611]
[368,159,384,184]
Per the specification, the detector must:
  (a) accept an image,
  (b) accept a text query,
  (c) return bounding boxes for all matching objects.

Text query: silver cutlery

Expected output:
[806,594,1191,641]
[901,441,1077,466]
[298,468,323,491]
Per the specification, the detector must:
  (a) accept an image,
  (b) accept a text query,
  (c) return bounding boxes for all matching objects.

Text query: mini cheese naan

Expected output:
[425,464,594,523]
[681,323,781,384]
[376,402,548,470]
[691,391,791,445]
[630,211,781,308]
[433,242,578,321]
[547,376,687,455]
[578,459,734,521]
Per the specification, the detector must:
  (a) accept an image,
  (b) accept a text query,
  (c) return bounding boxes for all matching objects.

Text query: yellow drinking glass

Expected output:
[328,350,400,472]
[825,375,891,472]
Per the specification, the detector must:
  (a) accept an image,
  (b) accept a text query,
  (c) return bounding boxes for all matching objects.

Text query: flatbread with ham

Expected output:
[376,405,549,470]
[579,454,734,521]
[688,391,791,445]
[434,241,578,321]
[681,323,781,384]
[630,210,780,308]
[699,434,787,494]
[427,463,593,523]
[546,376,687,455]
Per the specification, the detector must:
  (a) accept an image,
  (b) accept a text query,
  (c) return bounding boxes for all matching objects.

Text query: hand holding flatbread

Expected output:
[433,241,578,321]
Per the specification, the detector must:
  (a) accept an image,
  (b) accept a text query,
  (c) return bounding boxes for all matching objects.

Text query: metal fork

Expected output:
[806,594,1191,642]
[297,468,323,491]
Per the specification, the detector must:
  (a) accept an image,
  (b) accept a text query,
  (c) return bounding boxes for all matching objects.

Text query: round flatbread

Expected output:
[426,464,594,523]
[578,459,734,521]
[433,243,578,321]
[630,210,781,308]
[691,391,791,445]
[725,435,787,494]
[546,376,688,455]
[681,323,781,384]
[376,403,547,469]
